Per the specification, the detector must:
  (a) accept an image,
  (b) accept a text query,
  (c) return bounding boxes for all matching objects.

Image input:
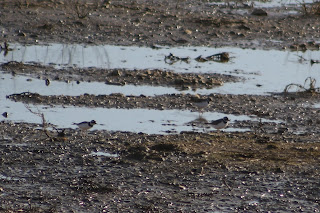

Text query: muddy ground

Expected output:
[1,122,320,212]
[1,0,320,212]
[1,0,320,49]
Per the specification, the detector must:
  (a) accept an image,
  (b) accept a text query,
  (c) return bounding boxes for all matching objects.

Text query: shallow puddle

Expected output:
[0,102,280,134]
[0,43,310,134]
[312,103,320,108]
[1,43,320,95]
[89,151,119,158]
[0,71,281,134]
[209,0,315,8]
[252,0,314,8]
[0,174,21,181]
[0,72,179,96]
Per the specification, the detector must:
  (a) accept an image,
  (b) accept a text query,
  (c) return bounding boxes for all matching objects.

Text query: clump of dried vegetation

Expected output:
[299,0,320,15]
[24,104,66,141]
[284,77,320,94]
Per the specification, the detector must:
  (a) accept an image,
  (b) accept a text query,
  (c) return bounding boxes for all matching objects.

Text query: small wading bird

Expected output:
[191,96,211,115]
[73,120,97,131]
[208,117,230,130]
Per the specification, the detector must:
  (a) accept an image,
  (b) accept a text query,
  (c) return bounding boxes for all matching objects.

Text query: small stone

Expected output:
[17,32,26,37]
[251,9,268,16]
[2,112,8,118]
[184,29,192,35]
[110,70,122,76]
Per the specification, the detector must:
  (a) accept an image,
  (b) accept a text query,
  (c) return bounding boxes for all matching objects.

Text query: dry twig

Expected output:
[24,104,53,139]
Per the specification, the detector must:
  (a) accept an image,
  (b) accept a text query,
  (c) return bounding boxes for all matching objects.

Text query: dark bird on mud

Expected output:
[208,117,230,130]
[73,120,97,131]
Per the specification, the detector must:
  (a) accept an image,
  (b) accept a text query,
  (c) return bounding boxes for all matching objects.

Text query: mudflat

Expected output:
[1,0,320,212]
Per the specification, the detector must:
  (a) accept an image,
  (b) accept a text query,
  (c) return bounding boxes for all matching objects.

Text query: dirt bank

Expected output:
[1,0,320,50]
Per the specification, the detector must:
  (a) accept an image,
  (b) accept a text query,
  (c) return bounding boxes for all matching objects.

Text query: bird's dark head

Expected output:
[223,117,230,122]
[90,120,97,125]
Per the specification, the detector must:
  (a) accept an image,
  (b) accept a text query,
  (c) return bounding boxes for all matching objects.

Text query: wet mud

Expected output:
[1,0,320,212]
[1,122,320,212]
[0,62,238,90]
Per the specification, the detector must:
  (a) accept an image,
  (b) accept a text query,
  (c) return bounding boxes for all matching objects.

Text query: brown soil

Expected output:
[1,62,237,89]
[0,0,320,50]
[1,0,320,212]
[1,122,320,212]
